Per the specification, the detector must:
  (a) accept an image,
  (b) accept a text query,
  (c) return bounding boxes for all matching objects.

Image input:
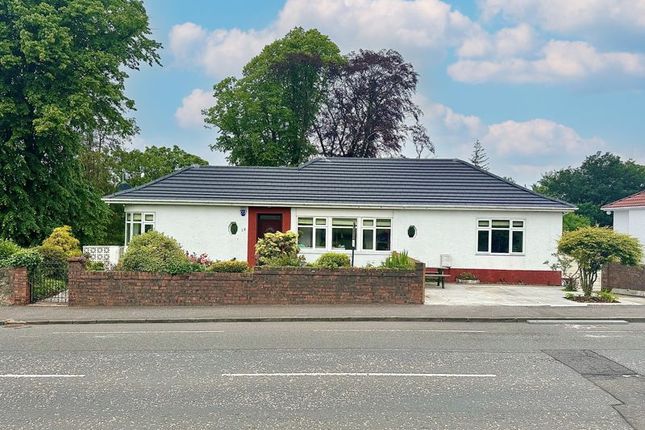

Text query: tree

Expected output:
[534,152,645,226]
[563,212,592,232]
[558,227,642,297]
[0,0,160,246]
[469,139,489,170]
[312,49,432,158]
[205,27,344,166]
[112,145,208,187]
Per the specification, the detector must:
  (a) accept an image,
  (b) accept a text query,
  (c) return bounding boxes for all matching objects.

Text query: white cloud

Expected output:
[175,89,214,129]
[458,23,536,59]
[449,40,645,83]
[168,0,480,77]
[480,0,645,35]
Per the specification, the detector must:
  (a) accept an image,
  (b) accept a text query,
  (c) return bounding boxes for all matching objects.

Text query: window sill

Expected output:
[475,252,525,257]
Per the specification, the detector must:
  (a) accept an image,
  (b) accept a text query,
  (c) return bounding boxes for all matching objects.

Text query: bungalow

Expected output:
[104,158,574,284]
[602,190,645,258]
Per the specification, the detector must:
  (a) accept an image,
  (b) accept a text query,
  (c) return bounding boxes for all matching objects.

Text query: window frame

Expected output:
[125,211,155,245]
[476,218,525,255]
[295,216,393,252]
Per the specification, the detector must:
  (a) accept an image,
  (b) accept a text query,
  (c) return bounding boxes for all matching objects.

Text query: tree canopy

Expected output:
[311,49,432,158]
[534,152,645,226]
[0,0,160,246]
[469,139,489,170]
[205,27,344,166]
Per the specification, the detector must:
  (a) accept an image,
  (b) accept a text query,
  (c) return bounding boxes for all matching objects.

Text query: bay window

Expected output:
[296,216,392,251]
[477,219,524,254]
[125,212,154,244]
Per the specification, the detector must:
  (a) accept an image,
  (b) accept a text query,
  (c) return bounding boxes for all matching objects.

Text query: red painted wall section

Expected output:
[247,207,291,266]
[427,268,561,286]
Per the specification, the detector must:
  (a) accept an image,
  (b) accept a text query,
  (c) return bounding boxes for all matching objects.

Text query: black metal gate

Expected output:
[29,260,69,304]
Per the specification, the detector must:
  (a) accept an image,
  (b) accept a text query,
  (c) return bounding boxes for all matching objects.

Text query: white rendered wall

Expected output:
[124,204,248,261]
[613,209,645,258]
[292,207,563,270]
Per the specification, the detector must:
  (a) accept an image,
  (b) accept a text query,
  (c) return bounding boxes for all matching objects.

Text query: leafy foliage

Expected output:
[456,272,478,281]
[312,49,432,158]
[207,260,250,273]
[0,239,20,260]
[535,152,645,226]
[85,260,105,272]
[255,231,302,266]
[380,251,416,270]
[41,226,81,257]
[205,27,344,166]
[0,248,43,270]
[469,139,489,170]
[119,231,191,274]
[544,252,579,291]
[563,213,592,232]
[37,245,69,279]
[313,252,351,269]
[558,227,642,296]
[0,0,160,246]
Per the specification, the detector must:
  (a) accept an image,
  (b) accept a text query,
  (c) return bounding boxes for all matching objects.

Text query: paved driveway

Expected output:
[425,283,645,306]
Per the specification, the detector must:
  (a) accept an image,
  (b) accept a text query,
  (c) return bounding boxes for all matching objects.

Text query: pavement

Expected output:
[2,320,644,429]
[2,284,644,325]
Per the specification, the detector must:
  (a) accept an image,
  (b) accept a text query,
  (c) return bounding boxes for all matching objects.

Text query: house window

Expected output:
[125,212,154,244]
[362,218,392,251]
[477,219,524,254]
[297,217,327,249]
[332,218,356,250]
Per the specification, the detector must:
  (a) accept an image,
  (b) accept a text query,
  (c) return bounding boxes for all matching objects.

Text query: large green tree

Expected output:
[0,0,160,246]
[534,152,645,226]
[205,27,344,166]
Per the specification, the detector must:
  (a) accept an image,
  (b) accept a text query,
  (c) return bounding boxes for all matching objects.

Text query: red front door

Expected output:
[247,207,291,266]
[256,214,283,240]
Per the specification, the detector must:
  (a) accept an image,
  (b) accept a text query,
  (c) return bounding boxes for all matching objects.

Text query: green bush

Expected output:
[380,251,416,270]
[0,248,43,270]
[0,239,20,260]
[255,231,300,266]
[559,227,642,297]
[263,254,306,267]
[313,252,351,269]
[207,260,250,273]
[38,245,69,279]
[597,290,619,303]
[42,225,81,257]
[85,260,105,271]
[119,231,191,274]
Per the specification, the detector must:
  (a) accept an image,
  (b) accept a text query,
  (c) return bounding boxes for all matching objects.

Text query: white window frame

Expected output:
[297,217,328,250]
[476,218,525,255]
[296,216,393,252]
[125,212,155,245]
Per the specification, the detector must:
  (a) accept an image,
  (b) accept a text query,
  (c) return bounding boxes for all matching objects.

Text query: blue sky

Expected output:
[125,0,645,185]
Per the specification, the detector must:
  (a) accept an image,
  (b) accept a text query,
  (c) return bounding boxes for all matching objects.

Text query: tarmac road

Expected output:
[1,321,644,429]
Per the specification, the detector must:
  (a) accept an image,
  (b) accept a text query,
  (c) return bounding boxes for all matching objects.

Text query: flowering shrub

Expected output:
[186,252,212,266]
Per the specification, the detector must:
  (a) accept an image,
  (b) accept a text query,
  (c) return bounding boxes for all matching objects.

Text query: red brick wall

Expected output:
[8,267,29,305]
[68,262,425,306]
[602,264,645,292]
[432,268,561,286]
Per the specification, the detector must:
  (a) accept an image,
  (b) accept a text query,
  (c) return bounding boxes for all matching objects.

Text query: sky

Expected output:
[125,0,645,186]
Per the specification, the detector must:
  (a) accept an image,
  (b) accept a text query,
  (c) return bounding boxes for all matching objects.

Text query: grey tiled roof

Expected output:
[104,158,573,210]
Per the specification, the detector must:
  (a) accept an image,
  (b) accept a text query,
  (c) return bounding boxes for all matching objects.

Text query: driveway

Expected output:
[425,283,645,306]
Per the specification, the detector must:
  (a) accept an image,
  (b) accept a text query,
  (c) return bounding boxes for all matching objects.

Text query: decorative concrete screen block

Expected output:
[83,246,124,268]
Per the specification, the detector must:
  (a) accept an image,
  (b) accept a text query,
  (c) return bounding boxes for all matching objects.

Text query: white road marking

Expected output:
[312,329,487,333]
[52,330,224,334]
[0,374,85,378]
[222,372,496,378]
[527,320,628,324]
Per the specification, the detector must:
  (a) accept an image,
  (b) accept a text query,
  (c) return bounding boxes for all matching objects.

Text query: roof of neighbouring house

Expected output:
[103,157,574,210]
[602,190,645,210]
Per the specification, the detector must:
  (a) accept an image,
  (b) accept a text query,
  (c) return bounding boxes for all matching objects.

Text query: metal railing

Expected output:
[29,260,68,304]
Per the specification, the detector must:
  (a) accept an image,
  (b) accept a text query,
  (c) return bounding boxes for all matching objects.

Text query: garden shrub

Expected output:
[558,227,642,297]
[207,260,250,273]
[380,251,415,270]
[0,239,20,260]
[255,231,300,266]
[119,231,191,273]
[456,272,478,281]
[85,260,105,271]
[0,248,43,270]
[263,254,305,267]
[42,225,81,257]
[313,252,351,269]
[38,245,69,279]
